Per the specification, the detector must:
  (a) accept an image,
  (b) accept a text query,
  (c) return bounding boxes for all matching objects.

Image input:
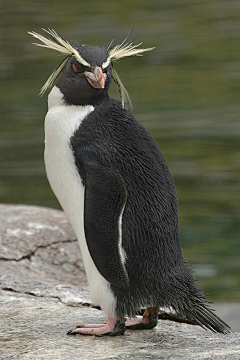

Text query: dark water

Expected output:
[0,0,239,301]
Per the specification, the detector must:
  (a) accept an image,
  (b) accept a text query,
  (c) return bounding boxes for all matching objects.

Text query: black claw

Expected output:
[67,325,84,335]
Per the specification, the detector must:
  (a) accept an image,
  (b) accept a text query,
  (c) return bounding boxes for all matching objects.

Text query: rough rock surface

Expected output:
[0,204,239,360]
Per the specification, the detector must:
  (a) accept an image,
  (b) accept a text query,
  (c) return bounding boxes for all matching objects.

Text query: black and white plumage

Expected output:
[29,29,230,336]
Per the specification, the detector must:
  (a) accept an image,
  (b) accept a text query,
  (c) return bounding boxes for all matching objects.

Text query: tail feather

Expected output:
[165,264,231,334]
[184,303,231,334]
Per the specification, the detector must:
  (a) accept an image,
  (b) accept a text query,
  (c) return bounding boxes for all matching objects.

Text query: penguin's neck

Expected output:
[46,86,95,150]
[48,86,65,109]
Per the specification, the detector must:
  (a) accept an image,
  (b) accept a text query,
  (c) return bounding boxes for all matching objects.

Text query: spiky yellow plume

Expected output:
[28,28,91,96]
[111,67,132,109]
[29,29,155,106]
[102,40,155,69]
[28,28,90,66]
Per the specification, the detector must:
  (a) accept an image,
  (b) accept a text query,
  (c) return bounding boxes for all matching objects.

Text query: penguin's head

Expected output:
[56,45,112,106]
[29,29,154,107]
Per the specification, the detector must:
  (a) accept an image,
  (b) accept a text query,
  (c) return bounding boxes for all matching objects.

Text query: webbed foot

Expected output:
[67,316,125,336]
[125,306,159,330]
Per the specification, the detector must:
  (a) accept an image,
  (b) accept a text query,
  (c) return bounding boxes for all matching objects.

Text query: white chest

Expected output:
[44,86,116,315]
[44,87,94,226]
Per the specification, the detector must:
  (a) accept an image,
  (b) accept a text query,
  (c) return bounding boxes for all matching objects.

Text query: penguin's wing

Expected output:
[78,148,129,289]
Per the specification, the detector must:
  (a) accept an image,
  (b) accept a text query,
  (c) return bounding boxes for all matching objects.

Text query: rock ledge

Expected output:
[0,204,239,360]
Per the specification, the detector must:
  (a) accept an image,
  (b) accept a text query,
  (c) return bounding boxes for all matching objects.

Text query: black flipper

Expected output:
[78,148,129,289]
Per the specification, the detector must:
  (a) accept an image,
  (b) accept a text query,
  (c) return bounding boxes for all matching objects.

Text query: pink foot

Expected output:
[67,316,125,336]
[78,323,106,328]
[125,307,159,330]
[125,315,144,327]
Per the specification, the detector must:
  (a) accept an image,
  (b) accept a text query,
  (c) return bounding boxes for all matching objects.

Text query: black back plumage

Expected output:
[70,97,230,334]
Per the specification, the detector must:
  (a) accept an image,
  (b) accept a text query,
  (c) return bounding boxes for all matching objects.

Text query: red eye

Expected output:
[72,64,78,72]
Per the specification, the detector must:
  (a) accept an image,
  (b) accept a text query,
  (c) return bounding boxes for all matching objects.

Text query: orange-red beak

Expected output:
[84,66,106,89]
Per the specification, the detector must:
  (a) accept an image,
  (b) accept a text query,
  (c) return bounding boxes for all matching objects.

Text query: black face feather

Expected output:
[75,44,109,68]
[57,53,112,106]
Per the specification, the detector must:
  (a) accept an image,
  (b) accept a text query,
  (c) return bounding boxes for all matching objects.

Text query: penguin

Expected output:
[29,29,230,336]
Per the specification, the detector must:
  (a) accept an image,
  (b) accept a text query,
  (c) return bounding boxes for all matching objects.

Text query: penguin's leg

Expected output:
[125,306,159,330]
[67,315,126,336]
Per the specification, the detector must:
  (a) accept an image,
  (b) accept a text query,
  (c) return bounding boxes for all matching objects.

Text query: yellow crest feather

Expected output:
[29,29,155,106]
[28,29,90,95]
[102,40,155,69]
[28,29,90,66]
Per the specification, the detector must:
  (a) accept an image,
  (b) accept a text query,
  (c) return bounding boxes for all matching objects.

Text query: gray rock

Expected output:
[0,204,239,360]
[0,204,89,305]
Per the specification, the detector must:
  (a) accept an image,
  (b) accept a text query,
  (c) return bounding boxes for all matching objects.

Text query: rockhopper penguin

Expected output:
[29,29,230,336]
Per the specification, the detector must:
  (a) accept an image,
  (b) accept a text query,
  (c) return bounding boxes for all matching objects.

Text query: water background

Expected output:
[0,0,239,302]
